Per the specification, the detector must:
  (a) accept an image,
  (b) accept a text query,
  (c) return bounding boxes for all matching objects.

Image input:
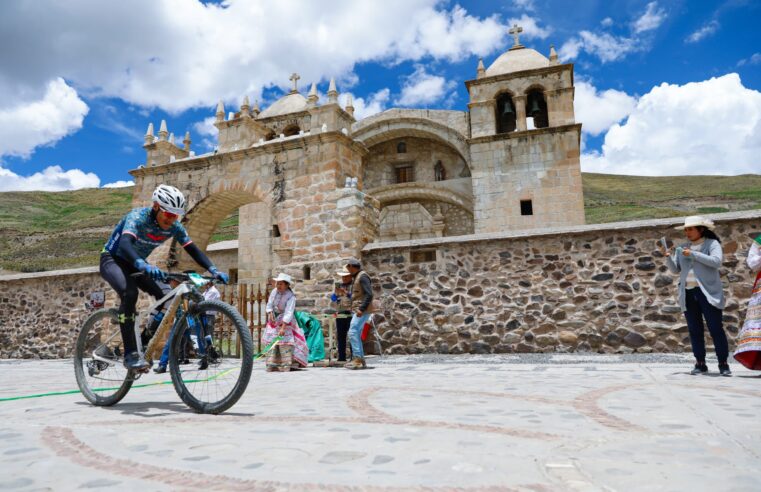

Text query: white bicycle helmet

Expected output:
[152,184,186,215]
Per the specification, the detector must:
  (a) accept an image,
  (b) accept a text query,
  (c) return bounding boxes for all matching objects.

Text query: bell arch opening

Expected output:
[496,92,517,134]
[526,90,549,129]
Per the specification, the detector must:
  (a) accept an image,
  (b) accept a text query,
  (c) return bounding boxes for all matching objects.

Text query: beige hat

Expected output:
[335,267,352,278]
[674,215,715,230]
[273,272,293,285]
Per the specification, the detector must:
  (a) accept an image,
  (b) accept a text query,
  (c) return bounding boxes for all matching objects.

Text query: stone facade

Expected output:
[129,28,584,288]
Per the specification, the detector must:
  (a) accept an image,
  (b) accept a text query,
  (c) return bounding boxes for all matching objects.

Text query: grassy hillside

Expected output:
[1,173,759,273]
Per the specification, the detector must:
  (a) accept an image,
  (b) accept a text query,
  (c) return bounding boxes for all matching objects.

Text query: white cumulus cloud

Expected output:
[0,165,100,192]
[633,1,667,33]
[686,20,720,43]
[396,67,457,107]
[560,31,637,63]
[0,78,88,158]
[102,180,134,188]
[0,0,507,114]
[344,89,391,121]
[581,74,761,176]
[506,14,552,41]
[575,81,637,136]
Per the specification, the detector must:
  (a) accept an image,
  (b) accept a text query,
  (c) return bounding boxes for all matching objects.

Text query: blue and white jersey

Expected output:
[104,207,192,260]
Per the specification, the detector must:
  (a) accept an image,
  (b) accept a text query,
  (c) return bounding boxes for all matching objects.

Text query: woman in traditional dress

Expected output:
[662,216,731,376]
[262,273,309,371]
[733,234,761,371]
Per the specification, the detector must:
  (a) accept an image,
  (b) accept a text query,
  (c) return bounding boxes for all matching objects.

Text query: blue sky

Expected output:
[0,0,759,191]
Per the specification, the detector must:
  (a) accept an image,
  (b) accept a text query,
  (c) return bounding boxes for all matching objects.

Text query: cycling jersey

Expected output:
[104,207,192,260]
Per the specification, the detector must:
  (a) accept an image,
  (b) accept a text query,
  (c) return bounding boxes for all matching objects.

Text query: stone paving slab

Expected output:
[1,355,760,491]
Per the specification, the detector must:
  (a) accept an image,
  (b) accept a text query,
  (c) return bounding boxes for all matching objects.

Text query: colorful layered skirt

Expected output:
[734,273,761,370]
[262,318,309,368]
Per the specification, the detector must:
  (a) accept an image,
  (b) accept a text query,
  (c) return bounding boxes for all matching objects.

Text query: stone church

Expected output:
[131,26,585,285]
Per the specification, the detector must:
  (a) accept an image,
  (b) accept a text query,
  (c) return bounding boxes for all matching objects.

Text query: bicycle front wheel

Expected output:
[169,299,253,414]
[74,308,134,406]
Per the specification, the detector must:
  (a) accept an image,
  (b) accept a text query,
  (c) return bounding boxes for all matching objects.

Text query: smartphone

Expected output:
[659,236,668,251]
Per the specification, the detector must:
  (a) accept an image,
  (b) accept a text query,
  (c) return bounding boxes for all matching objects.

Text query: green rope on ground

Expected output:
[0,337,282,403]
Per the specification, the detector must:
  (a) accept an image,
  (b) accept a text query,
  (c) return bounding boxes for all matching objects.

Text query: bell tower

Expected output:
[466,24,584,232]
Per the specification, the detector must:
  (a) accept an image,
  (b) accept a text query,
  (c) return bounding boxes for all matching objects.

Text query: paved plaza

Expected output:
[1,355,760,491]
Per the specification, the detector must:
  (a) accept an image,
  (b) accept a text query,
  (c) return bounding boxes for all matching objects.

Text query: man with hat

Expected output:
[344,258,375,369]
[330,266,354,362]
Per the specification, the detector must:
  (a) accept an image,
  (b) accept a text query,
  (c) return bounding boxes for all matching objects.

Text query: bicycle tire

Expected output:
[168,299,253,414]
[74,308,134,406]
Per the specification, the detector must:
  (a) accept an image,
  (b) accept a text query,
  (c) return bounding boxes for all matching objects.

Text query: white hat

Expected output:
[335,267,352,278]
[674,215,715,230]
[273,272,293,285]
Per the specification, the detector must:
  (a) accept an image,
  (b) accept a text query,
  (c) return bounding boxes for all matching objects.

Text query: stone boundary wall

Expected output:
[0,267,116,358]
[2,211,760,358]
[360,211,761,355]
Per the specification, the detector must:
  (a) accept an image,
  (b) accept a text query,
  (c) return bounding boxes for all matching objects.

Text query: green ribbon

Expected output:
[0,337,283,403]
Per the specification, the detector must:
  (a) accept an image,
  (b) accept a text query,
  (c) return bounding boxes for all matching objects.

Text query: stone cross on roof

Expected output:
[289,73,300,93]
[508,24,523,48]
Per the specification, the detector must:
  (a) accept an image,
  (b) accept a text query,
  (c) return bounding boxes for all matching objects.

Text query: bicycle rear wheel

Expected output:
[169,299,253,414]
[74,308,134,406]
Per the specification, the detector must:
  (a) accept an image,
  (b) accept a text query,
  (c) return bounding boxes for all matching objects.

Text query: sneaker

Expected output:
[198,356,208,370]
[124,352,150,371]
[344,357,366,370]
[690,364,708,375]
[719,364,732,377]
[153,365,167,374]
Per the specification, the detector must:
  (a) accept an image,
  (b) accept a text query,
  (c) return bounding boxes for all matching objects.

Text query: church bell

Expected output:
[501,101,515,117]
[527,97,541,117]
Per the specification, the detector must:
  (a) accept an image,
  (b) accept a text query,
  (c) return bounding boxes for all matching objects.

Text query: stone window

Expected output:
[434,160,446,181]
[496,93,516,134]
[272,224,281,237]
[228,268,239,284]
[396,141,407,153]
[520,199,533,216]
[395,164,414,184]
[302,265,311,280]
[265,131,276,141]
[411,250,436,263]
[526,90,549,129]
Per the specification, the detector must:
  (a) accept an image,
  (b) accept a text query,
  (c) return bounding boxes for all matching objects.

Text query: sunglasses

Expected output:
[159,208,180,220]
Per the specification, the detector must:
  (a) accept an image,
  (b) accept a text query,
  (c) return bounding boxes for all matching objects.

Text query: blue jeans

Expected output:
[684,287,728,364]
[158,316,208,367]
[348,312,370,359]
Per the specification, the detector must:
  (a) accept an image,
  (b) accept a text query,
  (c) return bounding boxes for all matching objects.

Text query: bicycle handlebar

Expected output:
[129,271,219,284]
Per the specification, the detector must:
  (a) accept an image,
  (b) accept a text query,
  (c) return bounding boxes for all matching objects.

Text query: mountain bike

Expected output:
[74,272,253,414]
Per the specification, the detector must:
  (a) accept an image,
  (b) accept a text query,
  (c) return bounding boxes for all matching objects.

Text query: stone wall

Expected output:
[3,211,759,359]
[358,211,761,355]
[0,268,114,359]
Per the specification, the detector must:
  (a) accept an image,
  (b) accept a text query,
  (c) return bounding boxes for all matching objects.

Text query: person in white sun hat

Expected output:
[262,272,309,372]
[660,216,730,376]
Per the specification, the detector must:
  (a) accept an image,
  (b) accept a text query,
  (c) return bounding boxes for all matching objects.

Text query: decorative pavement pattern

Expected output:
[1,354,760,491]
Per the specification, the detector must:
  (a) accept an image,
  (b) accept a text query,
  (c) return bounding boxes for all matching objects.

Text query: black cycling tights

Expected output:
[99,253,169,354]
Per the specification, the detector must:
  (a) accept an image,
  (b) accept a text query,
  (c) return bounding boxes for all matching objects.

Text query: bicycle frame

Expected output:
[136,280,198,363]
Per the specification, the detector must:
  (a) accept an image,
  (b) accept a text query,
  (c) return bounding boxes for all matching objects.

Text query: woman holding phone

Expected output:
[661,216,731,376]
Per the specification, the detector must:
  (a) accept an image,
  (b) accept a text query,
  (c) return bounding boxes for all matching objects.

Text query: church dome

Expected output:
[486,46,549,76]
[258,91,309,119]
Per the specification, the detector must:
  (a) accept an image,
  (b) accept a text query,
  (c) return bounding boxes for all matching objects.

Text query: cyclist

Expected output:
[99,184,229,371]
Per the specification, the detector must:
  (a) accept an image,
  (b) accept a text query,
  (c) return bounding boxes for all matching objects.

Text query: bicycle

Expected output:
[74,272,253,414]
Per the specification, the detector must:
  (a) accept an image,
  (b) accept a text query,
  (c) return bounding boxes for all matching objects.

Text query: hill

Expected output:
[1,173,759,273]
